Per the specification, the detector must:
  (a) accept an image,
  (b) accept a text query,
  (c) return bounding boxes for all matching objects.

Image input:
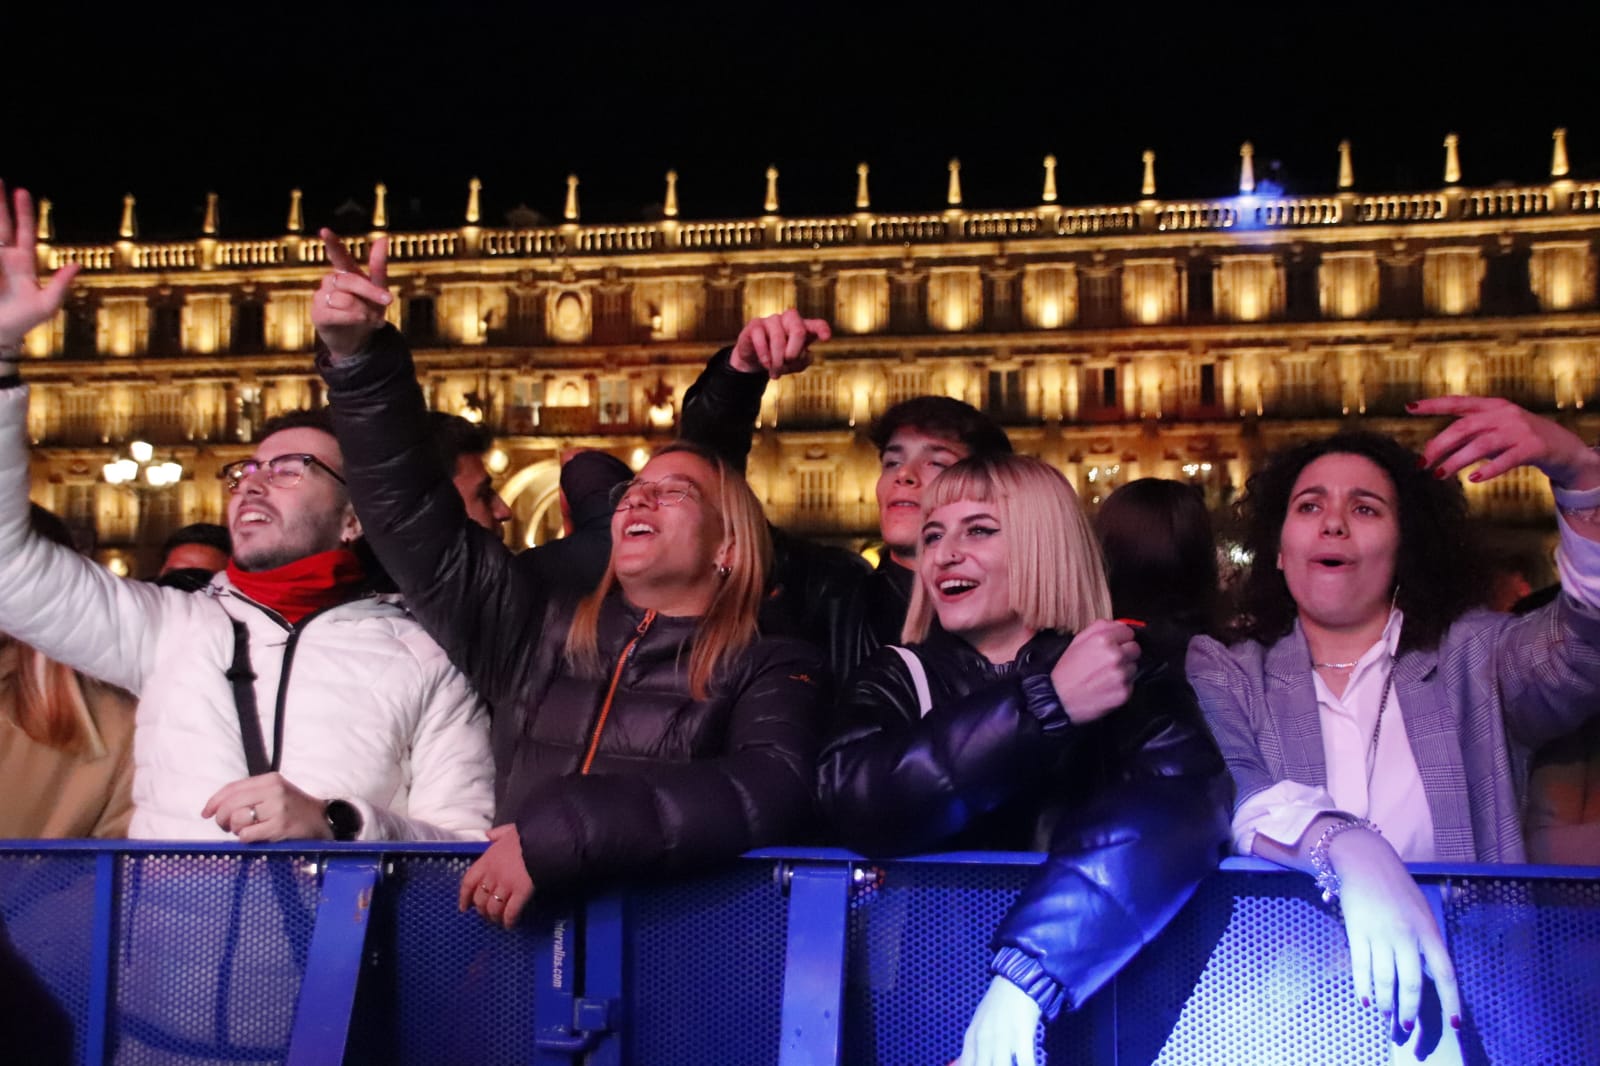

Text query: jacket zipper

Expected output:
[579,609,656,774]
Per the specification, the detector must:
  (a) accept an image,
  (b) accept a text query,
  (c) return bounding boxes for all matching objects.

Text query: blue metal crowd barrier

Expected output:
[1,841,1597,1065]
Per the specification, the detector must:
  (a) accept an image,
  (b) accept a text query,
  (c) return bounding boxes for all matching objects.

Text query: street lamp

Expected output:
[103,441,184,489]
[101,440,187,574]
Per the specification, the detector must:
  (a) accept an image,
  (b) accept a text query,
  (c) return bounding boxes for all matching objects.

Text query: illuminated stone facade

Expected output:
[17,136,1600,574]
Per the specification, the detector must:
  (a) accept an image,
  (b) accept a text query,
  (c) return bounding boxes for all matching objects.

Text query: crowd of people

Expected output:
[4,181,1600,1064]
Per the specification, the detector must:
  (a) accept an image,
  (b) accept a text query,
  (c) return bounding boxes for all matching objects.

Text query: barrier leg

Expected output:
[581,892,625,1066]
[85,850,116,1066]
[285,856,382,1066]
[778,863,852,1066]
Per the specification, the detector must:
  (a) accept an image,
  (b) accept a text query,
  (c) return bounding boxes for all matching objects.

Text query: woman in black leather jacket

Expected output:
[309,234,824,927]
[817,454,1229,1065]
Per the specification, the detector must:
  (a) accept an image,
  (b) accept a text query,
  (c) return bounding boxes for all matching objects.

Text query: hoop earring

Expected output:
[716,564,732,579]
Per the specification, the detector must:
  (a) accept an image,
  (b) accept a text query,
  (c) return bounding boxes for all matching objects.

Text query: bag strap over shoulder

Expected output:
[226,619,270,776]
[887,645,933,718]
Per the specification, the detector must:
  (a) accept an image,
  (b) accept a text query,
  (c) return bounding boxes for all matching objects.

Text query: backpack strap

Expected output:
[887,645,933,718]
[225,619,270,776]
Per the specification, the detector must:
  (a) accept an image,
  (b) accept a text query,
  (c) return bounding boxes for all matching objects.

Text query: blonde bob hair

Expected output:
[565,441,772,699]
[902,453,1112,644]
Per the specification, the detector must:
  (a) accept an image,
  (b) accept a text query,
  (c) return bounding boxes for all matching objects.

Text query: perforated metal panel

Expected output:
[1445,875,1600,1066]
[109,852,319,1066]
[5,846,1600,1066]
[1118,871,1390,1066]
[0,851,100,1065]
[344,853,540,1066]
[627,863,789,1066]
[843,860,1087,1066]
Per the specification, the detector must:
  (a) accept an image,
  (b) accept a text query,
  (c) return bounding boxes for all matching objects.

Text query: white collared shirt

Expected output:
[1231,503,1600,858]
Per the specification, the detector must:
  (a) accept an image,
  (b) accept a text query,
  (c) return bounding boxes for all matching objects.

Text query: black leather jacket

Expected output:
[680,347,899,684]
[818,626,1230,1018]
[319,327,825,888]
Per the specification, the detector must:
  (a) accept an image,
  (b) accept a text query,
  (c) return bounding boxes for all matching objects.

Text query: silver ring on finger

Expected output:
[325,293,334,307]
[248,804,261,824]
[491,892,507,903]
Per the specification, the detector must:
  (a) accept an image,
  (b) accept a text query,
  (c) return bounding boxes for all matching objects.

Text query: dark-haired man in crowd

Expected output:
[153,522,231,591]
[429,411,513,531]
[681,309,1012,682]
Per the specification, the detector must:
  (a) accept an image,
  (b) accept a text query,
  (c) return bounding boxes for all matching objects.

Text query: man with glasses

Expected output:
[0,182,492,842]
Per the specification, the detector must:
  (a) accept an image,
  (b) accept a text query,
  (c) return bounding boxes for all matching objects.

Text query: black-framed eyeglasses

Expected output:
[218,454,347,494]
[609,476,701,511]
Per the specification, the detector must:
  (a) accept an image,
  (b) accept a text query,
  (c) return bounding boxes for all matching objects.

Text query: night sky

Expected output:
[11,1,1599,241]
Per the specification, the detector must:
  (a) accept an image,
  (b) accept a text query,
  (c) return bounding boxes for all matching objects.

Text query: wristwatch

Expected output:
[324,799,363,841]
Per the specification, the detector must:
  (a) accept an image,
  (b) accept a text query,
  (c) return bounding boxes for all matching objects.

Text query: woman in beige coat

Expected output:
[0,505,135,839]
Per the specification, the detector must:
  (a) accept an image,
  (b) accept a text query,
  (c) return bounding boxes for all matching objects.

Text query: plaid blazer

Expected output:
[1187,595,1600,862]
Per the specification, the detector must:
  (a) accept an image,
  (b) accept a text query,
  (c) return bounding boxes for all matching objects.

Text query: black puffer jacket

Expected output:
[319,327,825,888]
[818,626,1230,1019]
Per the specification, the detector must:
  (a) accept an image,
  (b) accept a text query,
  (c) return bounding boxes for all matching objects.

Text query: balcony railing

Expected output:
[38,173,1600,274]
[2,842,1595,1066]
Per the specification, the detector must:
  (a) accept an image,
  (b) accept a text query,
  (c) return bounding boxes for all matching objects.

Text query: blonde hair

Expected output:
[565,442,772,699]
[902,453,1112,644]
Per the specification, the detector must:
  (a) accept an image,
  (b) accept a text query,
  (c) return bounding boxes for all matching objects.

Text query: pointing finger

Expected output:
[368,236,389,290]
[320,228,363,274]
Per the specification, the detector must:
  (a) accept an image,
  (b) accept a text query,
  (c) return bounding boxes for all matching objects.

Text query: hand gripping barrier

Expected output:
[1,842,1598,1065]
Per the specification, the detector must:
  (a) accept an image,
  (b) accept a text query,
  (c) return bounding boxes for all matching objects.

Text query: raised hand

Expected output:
[312,227,392,360]
[729,308,831,379]
[1049,619,1139,725]
[0,182,79,349]
[1410,395,1600,491]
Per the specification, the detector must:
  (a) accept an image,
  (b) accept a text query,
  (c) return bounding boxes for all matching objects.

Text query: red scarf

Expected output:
[225,549,367,625]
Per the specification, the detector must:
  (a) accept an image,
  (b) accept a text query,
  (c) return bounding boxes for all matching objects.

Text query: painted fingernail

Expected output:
[1361,996,1371,1008]
[1405,401,1420,411]
[1450,1015,1461,1030]
[1415,456,1428,469]
[1468,471,1483,483]
[1402,1019,1415,1033]
[1434,467,1450,479]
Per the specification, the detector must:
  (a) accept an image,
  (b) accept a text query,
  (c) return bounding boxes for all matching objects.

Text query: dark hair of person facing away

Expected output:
[159,522,232,560]
[256,408,337,440]
[1231,430,1486,653]
[1095,479,1218,634]
[427,410,492,467]
[866,395,1013,458]
[560,450,634,528]
[565,440,773,698]
[7,506,97,752]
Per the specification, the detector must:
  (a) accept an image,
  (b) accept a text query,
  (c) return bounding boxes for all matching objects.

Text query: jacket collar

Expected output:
[1263,619,1468,857]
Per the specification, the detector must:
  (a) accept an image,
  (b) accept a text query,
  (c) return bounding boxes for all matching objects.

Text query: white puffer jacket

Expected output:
[0,386,493,841]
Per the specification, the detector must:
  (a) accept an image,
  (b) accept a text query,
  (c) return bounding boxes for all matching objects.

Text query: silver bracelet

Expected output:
[1309,817,1380,904]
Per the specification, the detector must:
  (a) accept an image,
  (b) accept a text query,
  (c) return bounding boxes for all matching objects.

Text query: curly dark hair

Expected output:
[1231,431,1486,652]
